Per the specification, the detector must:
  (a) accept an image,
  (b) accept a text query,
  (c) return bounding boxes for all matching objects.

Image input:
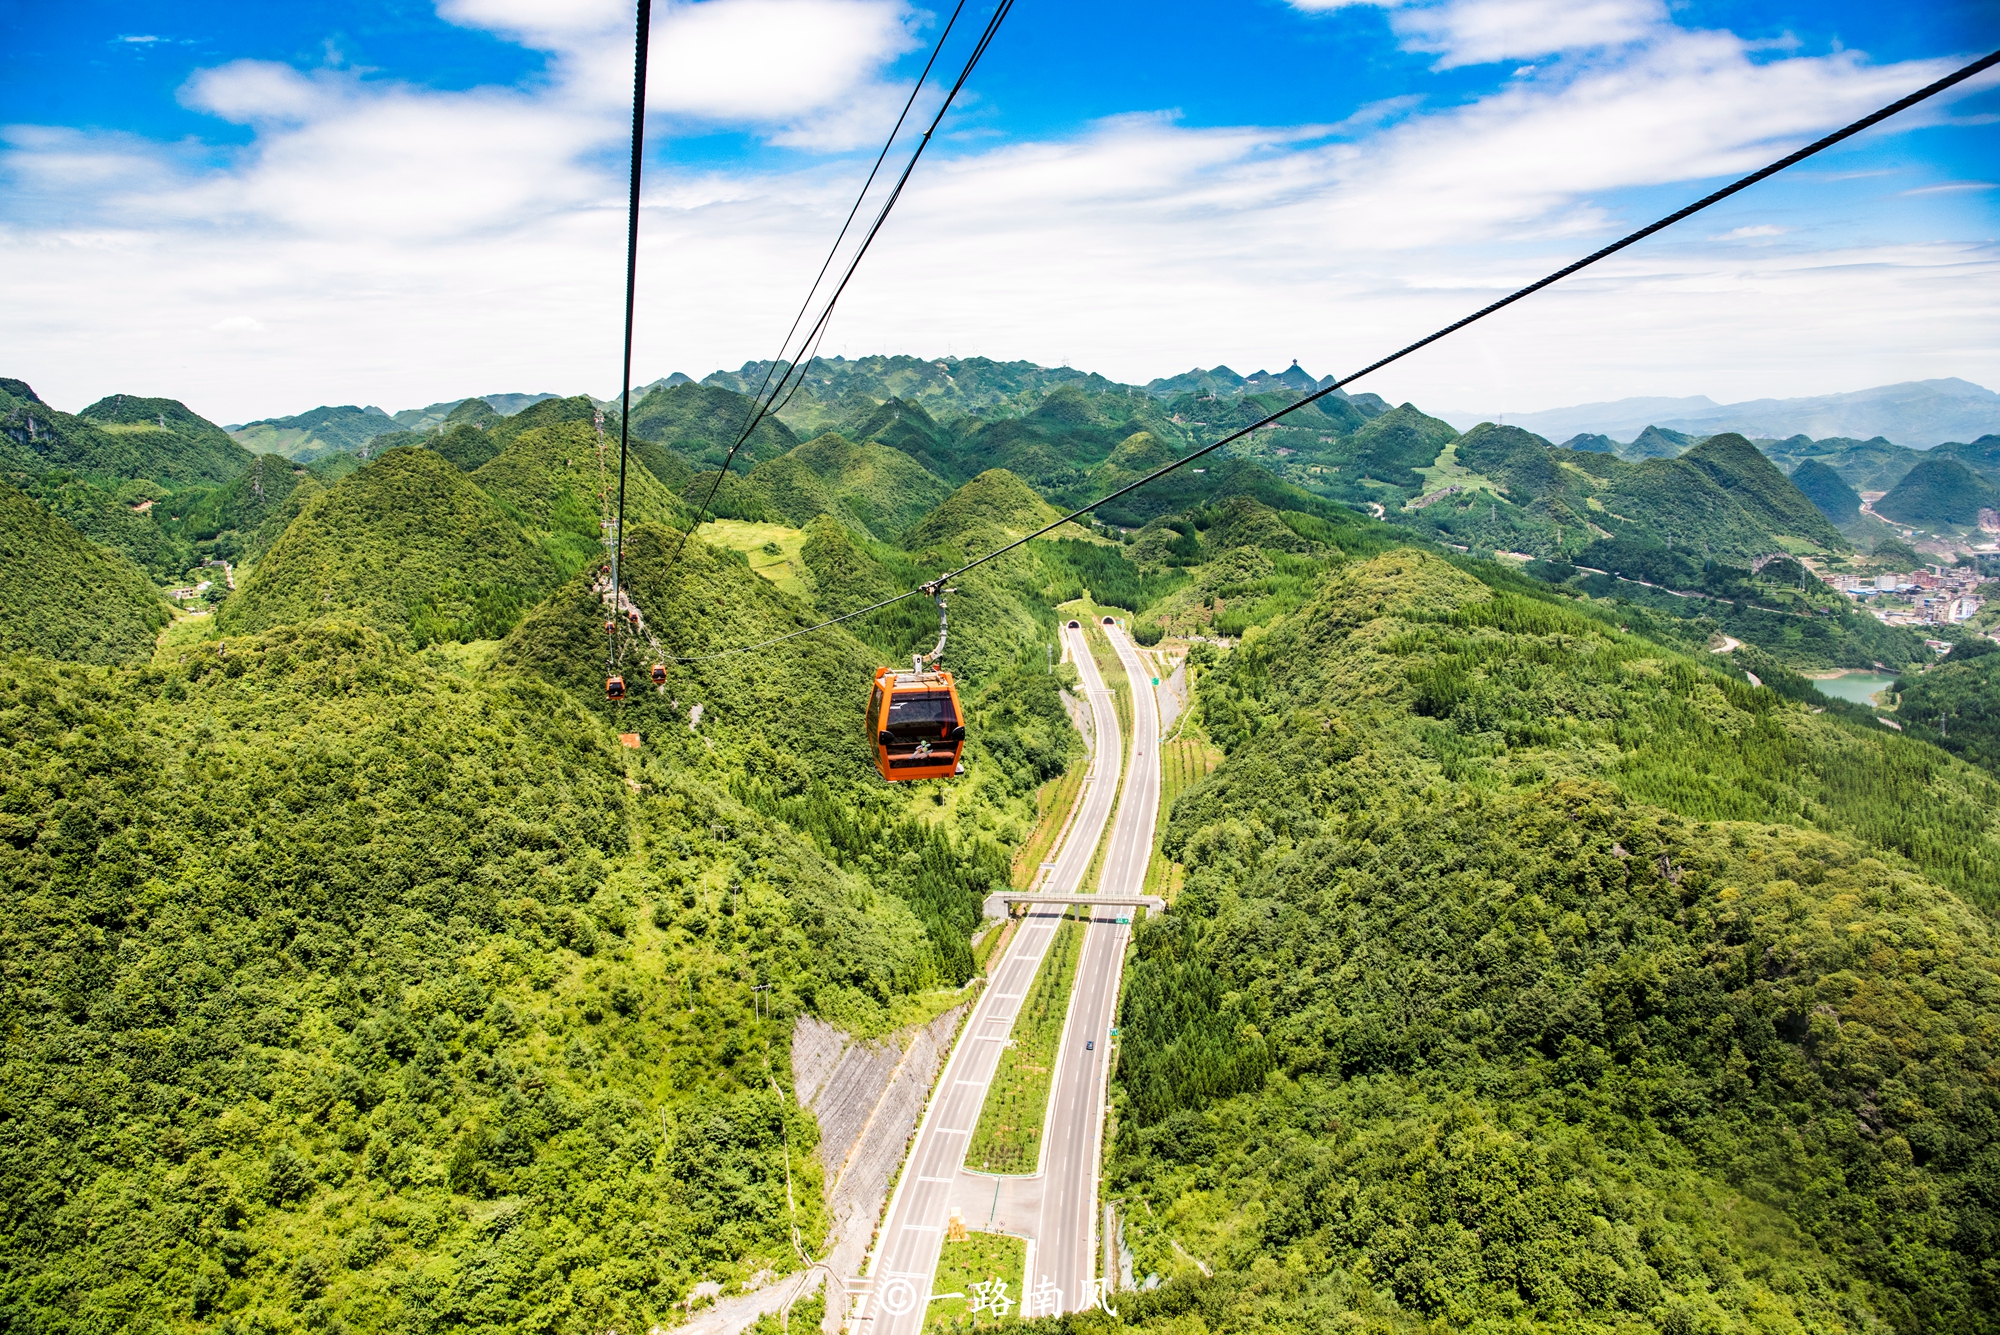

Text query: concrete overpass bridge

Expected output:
[982,891,1165,918]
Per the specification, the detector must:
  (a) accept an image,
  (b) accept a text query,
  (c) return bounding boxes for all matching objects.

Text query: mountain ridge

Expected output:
[1448,377,2000,449]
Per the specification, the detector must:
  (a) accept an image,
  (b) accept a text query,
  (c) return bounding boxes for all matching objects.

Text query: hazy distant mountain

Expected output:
[1445,396,1715,441]
[1446,379,2000,448]
[391,392,560,432]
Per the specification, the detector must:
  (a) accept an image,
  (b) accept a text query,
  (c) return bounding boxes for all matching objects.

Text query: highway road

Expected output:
[1032,619,1159,1315]
[853,620,1123,1333]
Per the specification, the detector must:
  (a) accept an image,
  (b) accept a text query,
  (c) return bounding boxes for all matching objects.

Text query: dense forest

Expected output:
[1108,552,2000,1334]
[4,356,1999,1333]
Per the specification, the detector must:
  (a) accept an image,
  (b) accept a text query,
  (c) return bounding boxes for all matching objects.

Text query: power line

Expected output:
[610,0,652,672]
[662,45,2000,666]
[719,0,971,443]
[670,0,1018,562]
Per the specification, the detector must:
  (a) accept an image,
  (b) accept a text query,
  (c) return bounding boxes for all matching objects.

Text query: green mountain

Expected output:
[1342,402,1459,488]
[1422,421,1854,564]
[74,392,254,487]
[1933,433,2000,482]
[0,480,170,664]
[0,611,997,1332]
[1114,549,2000,1332]
[1197,494,1317,554]
[932,385,1182,494]
[1450,422,1564,499]
[230,404,396,460]
[723,432,953,542]
[628,383,797,471]
[1763,434,1920,493]
[1875,455,2000,527]
[472,419,685,576]
[1894,640,2000,773]
[2,379,252,489]
[174,452,317,564]
[727,353,1122,428]
[903,468,1064,552]
[501,523,880,773]
[1790,456,1862,525]
[15,471,189,581]
[1620,422,1697,459]
[1677,433,1847,547]
[15,355,2000,1333]
[221,446,561,645]
[842,396,958,479]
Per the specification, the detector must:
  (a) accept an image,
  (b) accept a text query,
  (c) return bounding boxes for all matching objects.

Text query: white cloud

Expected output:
[1715,224,1787,238]
[649,0,917,123]
[1,2,1994,423]
[182,61,348,124]
[1295,0,1668,68]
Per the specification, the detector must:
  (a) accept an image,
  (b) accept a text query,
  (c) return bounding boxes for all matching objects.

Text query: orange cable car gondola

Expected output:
[606,674,626,701]
[869,582,965,782]
[650,663,667,685]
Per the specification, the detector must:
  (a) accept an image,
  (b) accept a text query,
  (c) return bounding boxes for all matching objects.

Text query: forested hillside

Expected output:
[1876,455,1999,528]
[1893,639,2000,775]
[0,623,948,1332]
[627,382,797,471]
[1,377,268,583]
[6,351,1998,1334]
[17,387,252,489]
[472,418,685,576]
[220,447,563,645]
[1111,550,2000,1333]
[0,480,170,663]
[701,432,953,541]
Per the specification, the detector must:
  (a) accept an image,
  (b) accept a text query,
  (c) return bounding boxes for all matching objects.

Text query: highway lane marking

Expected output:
[901,1222,941,1231]
[916,1175,955,1183]
[934,1127,969,1135]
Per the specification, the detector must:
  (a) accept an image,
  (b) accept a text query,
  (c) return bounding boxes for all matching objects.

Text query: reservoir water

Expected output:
[1814,671,1900,707]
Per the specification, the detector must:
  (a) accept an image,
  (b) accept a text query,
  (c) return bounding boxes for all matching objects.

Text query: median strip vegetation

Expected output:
[964,911,1084,1174]
[924,1231,1026,1331]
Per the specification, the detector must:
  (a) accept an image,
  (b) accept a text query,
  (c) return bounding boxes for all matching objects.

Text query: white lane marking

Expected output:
[934,1127,969,1135]
[902,1224,942,1231]
[917,1175,955,1183]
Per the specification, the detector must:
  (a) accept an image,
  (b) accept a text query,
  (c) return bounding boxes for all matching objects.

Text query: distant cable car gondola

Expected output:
[606,674,625,701]
[651,663,667,685]
[869,583,964,782]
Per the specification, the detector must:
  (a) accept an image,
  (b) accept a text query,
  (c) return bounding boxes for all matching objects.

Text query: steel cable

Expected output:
[670,0,1017,562]
[609,0,652,670]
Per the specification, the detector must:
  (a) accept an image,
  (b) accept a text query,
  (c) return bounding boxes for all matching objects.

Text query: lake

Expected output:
[1814,671,1900,707]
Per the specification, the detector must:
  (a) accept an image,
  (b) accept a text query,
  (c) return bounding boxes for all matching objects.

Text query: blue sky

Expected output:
[2,0,1995,422]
